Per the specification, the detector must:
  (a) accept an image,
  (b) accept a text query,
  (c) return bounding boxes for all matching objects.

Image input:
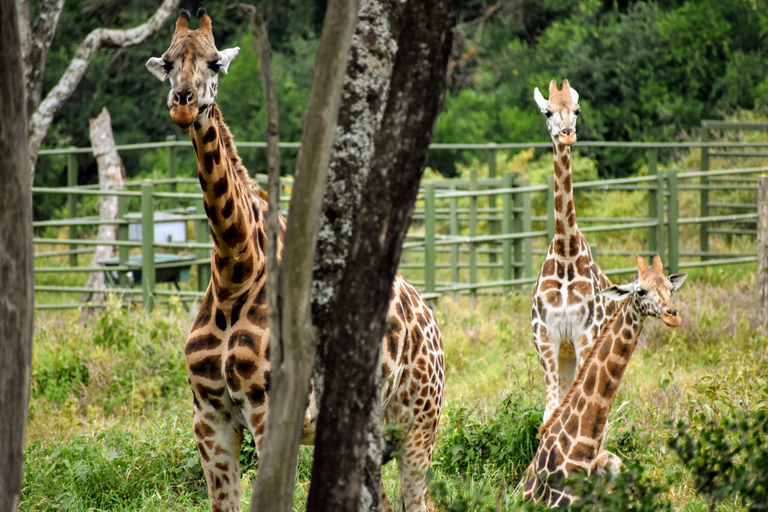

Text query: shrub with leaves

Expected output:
[433,394,542,482]
[669,406,768,511]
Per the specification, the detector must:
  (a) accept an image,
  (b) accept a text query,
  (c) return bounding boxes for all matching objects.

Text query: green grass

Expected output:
[20,260,768,511]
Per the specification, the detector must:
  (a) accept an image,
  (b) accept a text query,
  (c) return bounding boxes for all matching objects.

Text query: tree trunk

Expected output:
[0,0,34,508]
[757,175,768,335]
[306,0,459,510]
[249,0,359,510]
[310,1,401,510]
[80,107,125,319]
[26,0,180,180]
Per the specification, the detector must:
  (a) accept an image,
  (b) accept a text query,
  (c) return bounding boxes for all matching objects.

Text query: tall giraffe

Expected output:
[530,79,617,425]
[146,10,445,512]
[522,255,687,507]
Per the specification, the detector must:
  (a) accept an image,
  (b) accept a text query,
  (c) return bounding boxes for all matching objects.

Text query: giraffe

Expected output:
[521,254,687,507]
[530,79,617,427]
[146,9,445,512]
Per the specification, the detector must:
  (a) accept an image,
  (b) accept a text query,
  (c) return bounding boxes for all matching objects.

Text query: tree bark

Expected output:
[310,1,401,510]
[756,175,768,335]
[0,0,34,509]
[306,0,459,510]
[80,107,125,319]
[26,0,66,119]
[249,0,359,510]
[26,0,180,180]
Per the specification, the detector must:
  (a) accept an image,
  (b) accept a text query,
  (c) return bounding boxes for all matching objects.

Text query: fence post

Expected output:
[512,172,523,282]
[547,174,555,242]
[523,177,533,280]
[756,176,768,336]
[470,167,478,297]
[141,181,155,312]
[647,148,658,252]
[117,195,129,288]
[166,135,177,211]
[667,169,679,274]
[449,184,459,286]
[68,151,78,267]
[196,198,211,292]
[487,146,498,273]
[502,171,513,289]
[656,170,666,263]
[700,123,710,260]
[424,183,436,296]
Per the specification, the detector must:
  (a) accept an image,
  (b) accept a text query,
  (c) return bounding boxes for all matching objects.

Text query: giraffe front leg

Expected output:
[534,325,560,425]
[192,398,244,512]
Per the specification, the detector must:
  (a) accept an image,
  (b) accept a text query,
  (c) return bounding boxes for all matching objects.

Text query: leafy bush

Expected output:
[670,407,768,511]
[433,394,542,482]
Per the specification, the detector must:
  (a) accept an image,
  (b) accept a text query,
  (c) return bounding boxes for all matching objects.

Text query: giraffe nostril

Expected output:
[664,308,677,317]
[562,128,574,136]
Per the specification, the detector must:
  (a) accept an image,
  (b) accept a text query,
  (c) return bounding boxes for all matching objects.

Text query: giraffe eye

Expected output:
[636,289,647,297]
[209,62,222,73]
[575,108,581,116]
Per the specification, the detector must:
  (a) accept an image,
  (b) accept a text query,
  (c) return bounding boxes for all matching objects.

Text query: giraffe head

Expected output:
[601,254,687,327]
[533,79,580,146]
[146,8,239,130]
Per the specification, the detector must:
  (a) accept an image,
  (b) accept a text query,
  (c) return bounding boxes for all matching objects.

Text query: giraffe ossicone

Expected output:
[522,254,687,507]
[530,79,616,430]
[147,9,445,512]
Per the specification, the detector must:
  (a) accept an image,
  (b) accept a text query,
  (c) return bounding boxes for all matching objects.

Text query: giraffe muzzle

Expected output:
[558,129,577,146]
[661,308,681,327]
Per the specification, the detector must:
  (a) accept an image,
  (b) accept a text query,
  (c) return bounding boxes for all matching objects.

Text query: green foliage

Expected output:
[21,416,207,511]
[670,408,768,511]
[433,394,542,482]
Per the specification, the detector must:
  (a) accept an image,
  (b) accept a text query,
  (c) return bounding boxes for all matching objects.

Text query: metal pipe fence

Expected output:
[33,125,765,309]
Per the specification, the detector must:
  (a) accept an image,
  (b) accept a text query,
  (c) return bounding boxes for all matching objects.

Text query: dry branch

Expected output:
[27,0,180,179]
[80,107,125,319]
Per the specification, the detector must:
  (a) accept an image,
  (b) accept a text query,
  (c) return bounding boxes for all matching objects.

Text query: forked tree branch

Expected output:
[27,0,180,180]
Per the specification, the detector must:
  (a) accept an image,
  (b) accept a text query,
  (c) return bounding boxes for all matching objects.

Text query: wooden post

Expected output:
[487,146,498,272]
[68,152,78,267]
[547,174,555,242]
[512,172,523,281]
[656,170,666,263]
[449,183,459,285]
[700,124,710,260]
[424,183,436,295]
[469,167,478,297]
[647,148,658,252]
[166,134,177,211]
[141,181,155,312]
[756,175,768,335]
[523,177,533,280]
[667,169,679,274]
[118,195,129,288]
[502,171,512,288]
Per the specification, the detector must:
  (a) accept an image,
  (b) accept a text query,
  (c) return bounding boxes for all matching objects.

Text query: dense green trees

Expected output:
[34,0,768,198]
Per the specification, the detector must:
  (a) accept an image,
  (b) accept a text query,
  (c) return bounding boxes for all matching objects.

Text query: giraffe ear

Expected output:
[534,87,548,112]
[600,284,632,302]
[668,273,688,291]
[217,47,240,75]
[146,57,168,82]
[569,87,579,105]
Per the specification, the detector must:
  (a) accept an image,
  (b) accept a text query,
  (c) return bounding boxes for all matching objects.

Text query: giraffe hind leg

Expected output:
[192,401,244,512]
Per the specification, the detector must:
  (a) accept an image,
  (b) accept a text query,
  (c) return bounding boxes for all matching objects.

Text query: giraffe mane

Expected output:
[212,104,258,190]
[538,299,628,436]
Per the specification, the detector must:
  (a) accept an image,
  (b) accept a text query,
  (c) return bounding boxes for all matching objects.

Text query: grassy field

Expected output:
[20,261,768,511]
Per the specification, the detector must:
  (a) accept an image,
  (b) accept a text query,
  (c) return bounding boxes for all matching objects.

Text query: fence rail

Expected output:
[33,123,765,309]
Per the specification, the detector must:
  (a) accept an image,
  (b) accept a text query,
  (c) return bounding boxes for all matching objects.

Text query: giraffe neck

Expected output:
[551,142,581,259]
[191,103,266,302]
[543,296,644,468]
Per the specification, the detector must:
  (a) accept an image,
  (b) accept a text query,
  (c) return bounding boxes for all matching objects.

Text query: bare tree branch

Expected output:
[239,3,283,391]
[27,0,180,180]
[249,0,359,509]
